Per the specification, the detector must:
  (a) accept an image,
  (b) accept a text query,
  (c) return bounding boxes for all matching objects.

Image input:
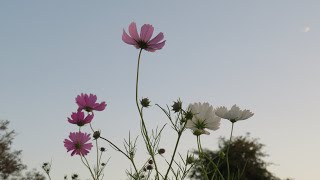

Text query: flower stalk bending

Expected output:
[135,49,160,179]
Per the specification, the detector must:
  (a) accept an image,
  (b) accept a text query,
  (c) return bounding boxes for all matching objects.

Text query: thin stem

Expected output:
[135,49,160,179]
[164,111,187,180]
[164,132,182,179]
[96,139,99,179]
[89,123,95,133]
[197,136,209,180]
[226,122,235,180]
[44,172,52,180]
[210,156,222,180]
[81,155,96,180]
[99,136,139,178]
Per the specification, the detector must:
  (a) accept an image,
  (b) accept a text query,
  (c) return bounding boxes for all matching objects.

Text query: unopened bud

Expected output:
[172,100,182,113]
[140,98,151,108]
[158,148,166,155]
[71,174,79,179]
[184,110,193,120]
[186,155,195,164]
[146,164,153,170]
[93,131,101,139]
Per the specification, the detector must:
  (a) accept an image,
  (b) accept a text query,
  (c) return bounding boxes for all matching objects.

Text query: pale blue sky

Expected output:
[1,1,320,179]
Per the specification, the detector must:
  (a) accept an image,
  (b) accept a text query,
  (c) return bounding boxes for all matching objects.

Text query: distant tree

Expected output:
[10,169,46,180]
[0,120,45,180]
[0,120,26,179]
[190,133,280,180]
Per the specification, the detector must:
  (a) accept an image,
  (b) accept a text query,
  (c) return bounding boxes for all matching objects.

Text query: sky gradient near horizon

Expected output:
[1,1,320,179]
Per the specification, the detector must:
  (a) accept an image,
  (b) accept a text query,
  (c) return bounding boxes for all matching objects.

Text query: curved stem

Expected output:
[99,136,139,178]
[135,49,160,179]
[81,155,96,180]
[226,122,234,180]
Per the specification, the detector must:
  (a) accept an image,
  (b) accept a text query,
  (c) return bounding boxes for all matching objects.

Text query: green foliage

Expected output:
[0,120,26,179]
[0,120,45,180]
[190,133,279,180]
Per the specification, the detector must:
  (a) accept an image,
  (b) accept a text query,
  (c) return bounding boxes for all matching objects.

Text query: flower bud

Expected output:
[93,131,101,139]
[148,160,153,164]
[101,162,106,166]
[158,148,165,155]
[146,164,153,170]
[184,110,193,120]
[186,155,195,165]
[140,97,151,108]
[129,151,135,158]
[172,100,182,113]
[100,147,106,152]
[71,174,79,179]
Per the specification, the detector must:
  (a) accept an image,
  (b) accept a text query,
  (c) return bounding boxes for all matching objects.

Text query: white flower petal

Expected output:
[187,102,221,135]
[215,104,254,122]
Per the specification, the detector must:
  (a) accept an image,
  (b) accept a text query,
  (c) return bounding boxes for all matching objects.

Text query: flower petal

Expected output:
[122,30,137,45]
[140,24,154,42]
[93,102,106,111]
[146,41,166,52]
[128,22,140,41]
[148,32,164,45]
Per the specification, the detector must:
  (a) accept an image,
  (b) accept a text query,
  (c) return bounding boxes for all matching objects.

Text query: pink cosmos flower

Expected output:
[64,132,93,156]
[122,22,166,52]
[76,93,106,112]
[67,111,94,126]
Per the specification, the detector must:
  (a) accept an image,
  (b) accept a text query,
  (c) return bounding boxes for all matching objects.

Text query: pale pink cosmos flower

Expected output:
[76,93,106,112]
[68,111,94,126]
[122,22,166,52]
[64,132,93,156]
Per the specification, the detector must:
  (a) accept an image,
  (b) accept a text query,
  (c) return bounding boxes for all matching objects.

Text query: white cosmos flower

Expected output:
[215,104,254,123]
[186,102,221,135]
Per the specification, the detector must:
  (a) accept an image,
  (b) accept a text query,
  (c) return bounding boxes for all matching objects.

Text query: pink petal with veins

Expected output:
[148,32,164,45]
[128,22,140,41]
[122,30,137,45]
[140,24,154,42]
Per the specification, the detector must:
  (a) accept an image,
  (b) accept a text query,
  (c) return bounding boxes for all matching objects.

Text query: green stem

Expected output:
[164,132,182,179]
[96,139,99,179]
[81,155,96,180]
[226,122,234,180]
[197,136,209,180]
[164,111,187,179]
[135,49,160,179]
[89,122,100,179]
[99,136,139,177]
[45,172,52,180]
